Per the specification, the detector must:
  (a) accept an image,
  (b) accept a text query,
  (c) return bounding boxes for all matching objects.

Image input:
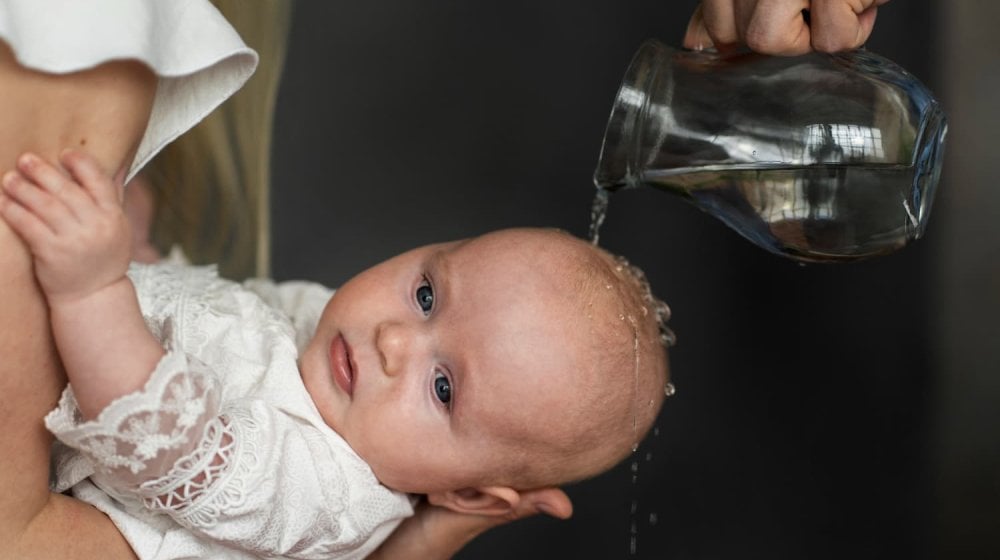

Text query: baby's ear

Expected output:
[426,486,521,516]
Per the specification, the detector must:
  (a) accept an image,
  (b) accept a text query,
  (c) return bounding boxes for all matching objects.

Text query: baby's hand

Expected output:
[0,150,132,305]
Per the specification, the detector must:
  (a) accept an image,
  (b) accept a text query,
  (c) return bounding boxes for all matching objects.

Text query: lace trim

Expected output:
[45,352,218,478]
[129,263,236,356]
[146,407,262,529]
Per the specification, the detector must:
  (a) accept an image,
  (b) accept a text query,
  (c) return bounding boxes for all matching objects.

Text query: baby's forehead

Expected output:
[436,230,669,473]
[448,229,605,281]
[441,229,631,347]
[439,230,642,359]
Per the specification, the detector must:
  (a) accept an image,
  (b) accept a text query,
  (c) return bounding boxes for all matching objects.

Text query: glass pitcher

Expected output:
[594,39,947,262]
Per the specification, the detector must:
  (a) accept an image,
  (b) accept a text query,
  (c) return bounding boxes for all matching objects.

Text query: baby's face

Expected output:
[299,229,601,494]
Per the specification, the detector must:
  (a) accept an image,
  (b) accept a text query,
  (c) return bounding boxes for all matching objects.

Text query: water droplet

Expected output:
[619,314,626,321]
[752,150,758,157]
[649,512,658,526]
[630,500,638,514]
[645,452,653,462]
[605,284,613,290]
[653,426,660,437]
[629,535,637,555]
[631,461,639,473]
[648,399,655,407]
[660,328,677,347]
[664,382,676,397]
[631,442,639,453]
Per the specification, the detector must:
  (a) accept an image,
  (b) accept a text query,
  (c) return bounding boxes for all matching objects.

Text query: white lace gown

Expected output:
[45,263,413,560]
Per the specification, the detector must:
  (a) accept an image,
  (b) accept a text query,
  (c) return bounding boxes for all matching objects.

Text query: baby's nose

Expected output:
[375,321,425,377]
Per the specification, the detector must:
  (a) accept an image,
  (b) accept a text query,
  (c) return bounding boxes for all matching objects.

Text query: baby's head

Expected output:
[299,227,672,515]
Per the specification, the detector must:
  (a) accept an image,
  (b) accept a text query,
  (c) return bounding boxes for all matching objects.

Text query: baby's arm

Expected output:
[0,150,164,420]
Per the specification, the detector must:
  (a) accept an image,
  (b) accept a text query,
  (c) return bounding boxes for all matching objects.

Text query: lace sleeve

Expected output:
[45,350,223,497]
[45,350,412,559]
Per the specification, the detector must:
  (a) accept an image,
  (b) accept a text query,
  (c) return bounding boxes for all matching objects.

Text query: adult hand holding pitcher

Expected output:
[595,1,946,263]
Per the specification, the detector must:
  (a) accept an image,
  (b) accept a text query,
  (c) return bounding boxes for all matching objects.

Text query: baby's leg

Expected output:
[0,43,153,559]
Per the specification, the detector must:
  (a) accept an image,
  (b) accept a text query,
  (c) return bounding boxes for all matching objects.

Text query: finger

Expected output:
[810,0,885,52]
[16,153,74,197]
[700,0,742,50]
[60,149,120,207]
[15,152,95,221]
[1,170,76,233]
[0,192,57,248]
[683,4,715,50]
[744,0,812,55]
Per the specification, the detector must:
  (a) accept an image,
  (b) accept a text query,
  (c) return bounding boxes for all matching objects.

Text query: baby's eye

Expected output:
[416,279,434,315]
[433,370,452,409]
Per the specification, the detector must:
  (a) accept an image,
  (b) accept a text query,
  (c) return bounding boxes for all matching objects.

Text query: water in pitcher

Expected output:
[594,163,929,262]
[591,41,947,262]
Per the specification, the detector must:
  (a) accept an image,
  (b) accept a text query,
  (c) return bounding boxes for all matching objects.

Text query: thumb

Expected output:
[59,149,121,206]
[683,4,714,51]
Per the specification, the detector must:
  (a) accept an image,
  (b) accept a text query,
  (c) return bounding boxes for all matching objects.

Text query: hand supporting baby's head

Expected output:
[299,227,672,517]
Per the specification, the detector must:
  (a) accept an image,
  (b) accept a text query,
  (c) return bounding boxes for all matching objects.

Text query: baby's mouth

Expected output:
[330,333,355,397]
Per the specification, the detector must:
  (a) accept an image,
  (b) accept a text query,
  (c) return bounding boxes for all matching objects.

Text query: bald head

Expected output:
[453,228,672,489]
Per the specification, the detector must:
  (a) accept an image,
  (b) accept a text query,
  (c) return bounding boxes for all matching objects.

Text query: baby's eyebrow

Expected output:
[426,249,473,428]
[426,248,450,282]
[425,250,453,310]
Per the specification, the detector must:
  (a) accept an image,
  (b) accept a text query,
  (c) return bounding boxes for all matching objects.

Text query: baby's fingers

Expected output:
[15,153,96,220]
[0,191,56,250]
[1,170,76,234]
[60,149,122,207]
[17,153,75,196]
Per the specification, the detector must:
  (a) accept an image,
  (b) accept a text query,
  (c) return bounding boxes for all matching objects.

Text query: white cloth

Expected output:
[0,0,259,182]
[46,263,414,560]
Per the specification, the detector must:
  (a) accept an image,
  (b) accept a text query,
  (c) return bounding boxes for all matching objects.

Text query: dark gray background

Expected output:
[270,1,998,558]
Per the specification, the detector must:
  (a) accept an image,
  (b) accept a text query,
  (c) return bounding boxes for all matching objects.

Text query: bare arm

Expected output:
[0,40,154,560]
[1,150,164,419]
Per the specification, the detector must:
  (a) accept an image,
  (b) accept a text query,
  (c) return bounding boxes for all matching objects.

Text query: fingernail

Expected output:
[18,153,36,168]
[2,171,16,188]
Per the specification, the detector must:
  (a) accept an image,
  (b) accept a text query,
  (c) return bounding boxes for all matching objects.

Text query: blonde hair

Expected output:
[147,0,293,280]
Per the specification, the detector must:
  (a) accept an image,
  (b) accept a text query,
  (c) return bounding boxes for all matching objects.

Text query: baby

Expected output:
[0,150,673,559]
